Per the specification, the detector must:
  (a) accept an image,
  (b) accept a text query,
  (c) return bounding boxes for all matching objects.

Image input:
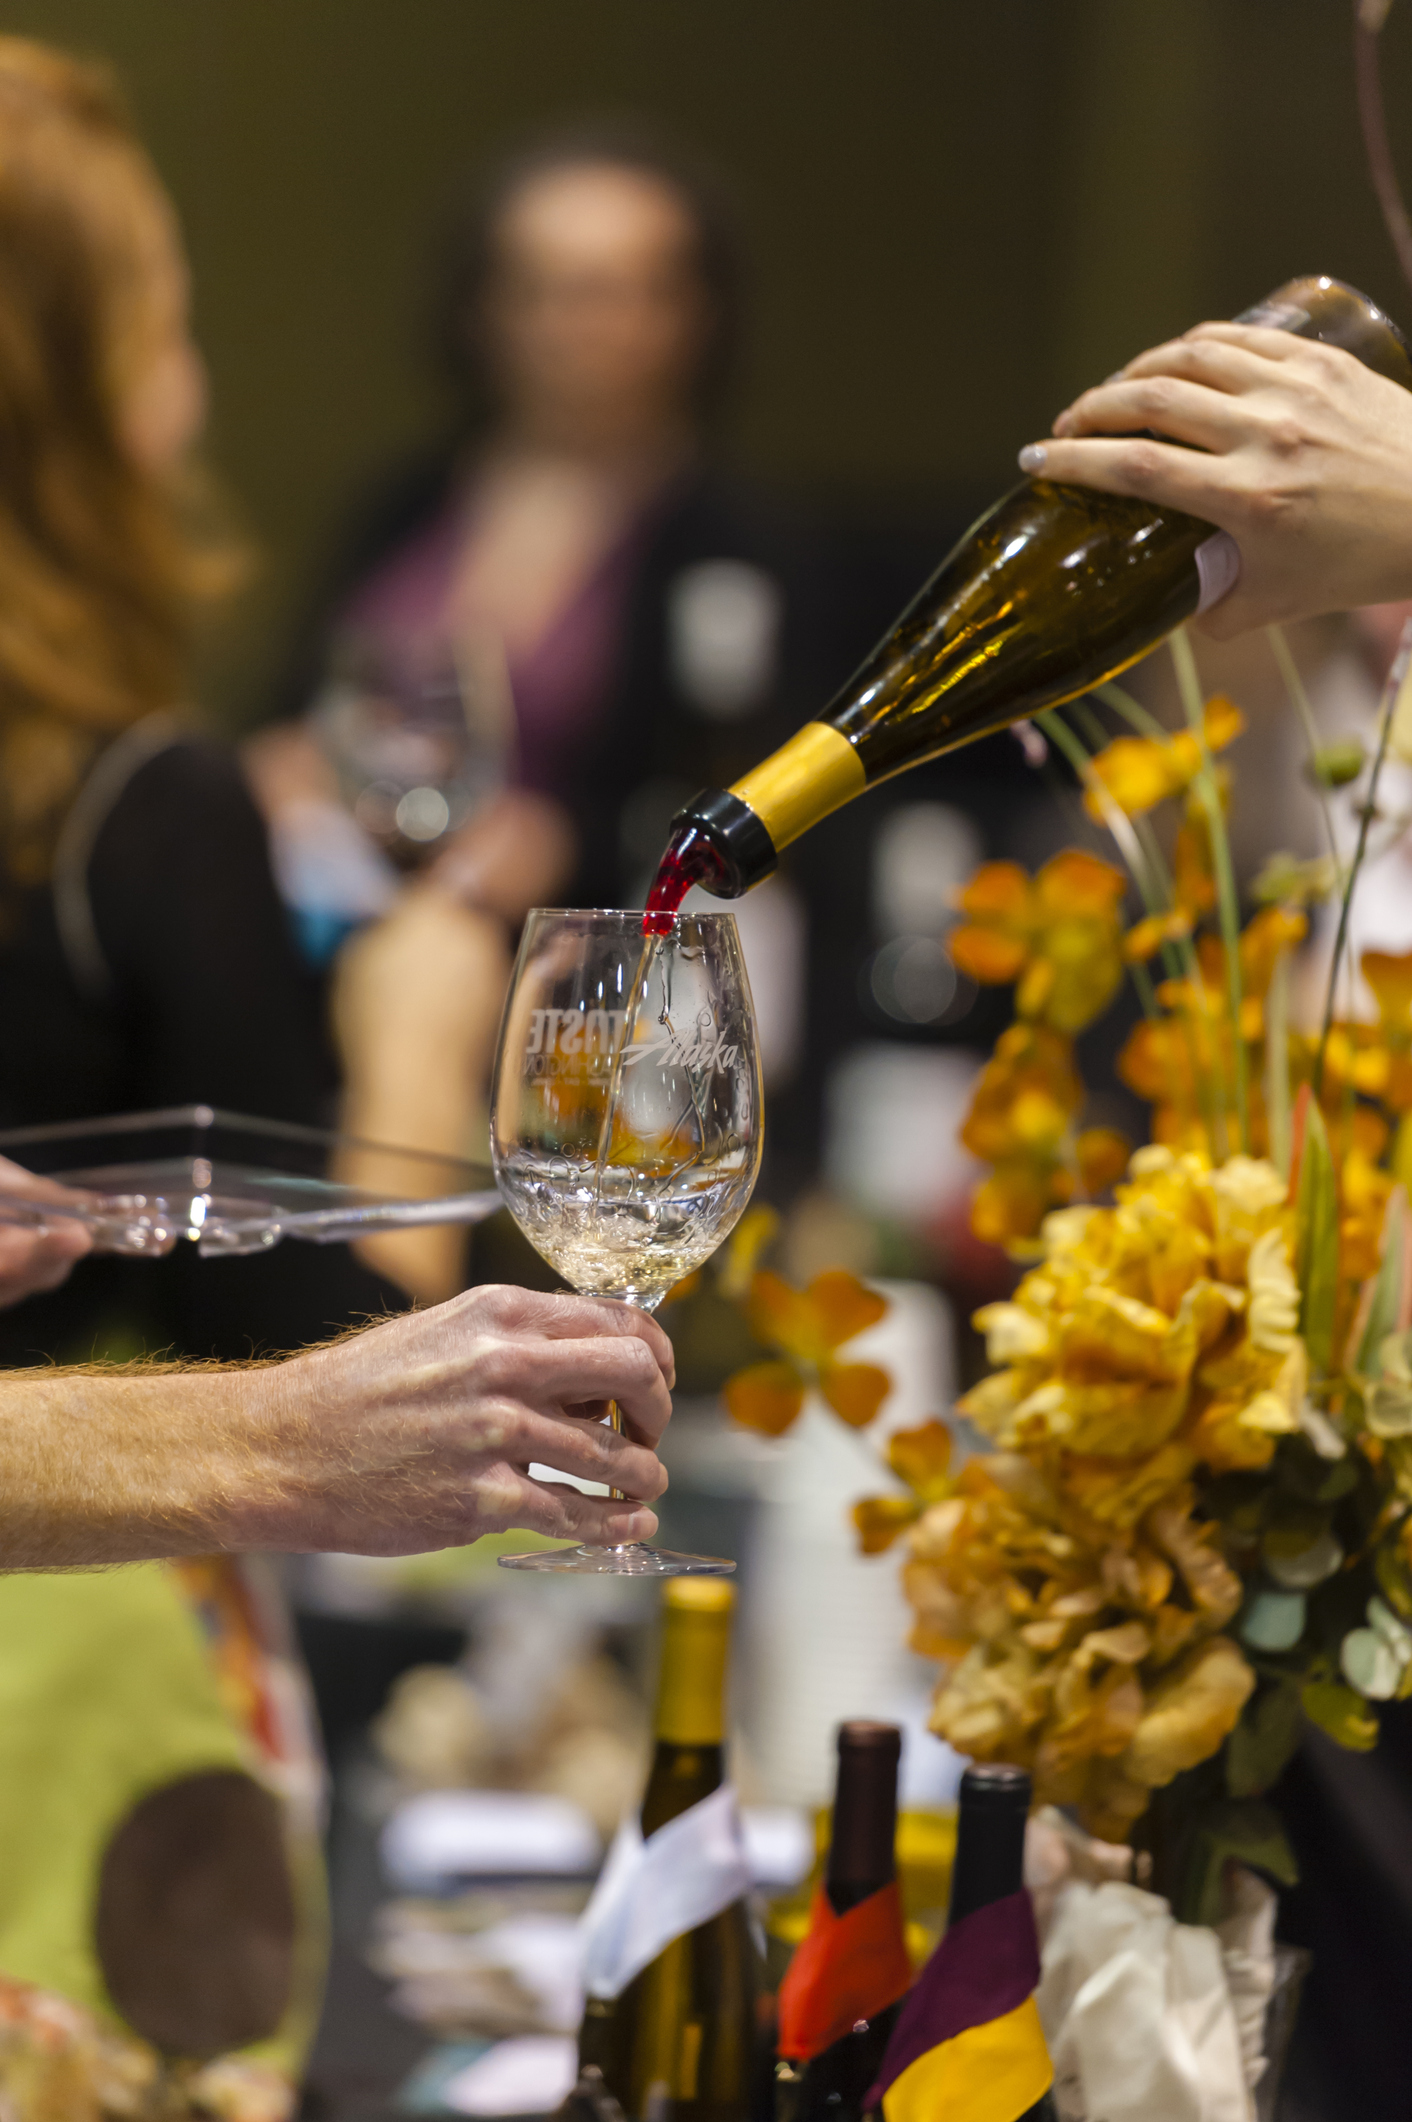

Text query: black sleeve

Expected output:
[86,737,339,1125]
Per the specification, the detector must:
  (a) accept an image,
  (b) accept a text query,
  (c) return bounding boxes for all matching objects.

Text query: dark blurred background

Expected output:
[0,0,1405,725]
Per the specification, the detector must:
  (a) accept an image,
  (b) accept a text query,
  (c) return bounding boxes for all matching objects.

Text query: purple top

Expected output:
[337,476,651,804]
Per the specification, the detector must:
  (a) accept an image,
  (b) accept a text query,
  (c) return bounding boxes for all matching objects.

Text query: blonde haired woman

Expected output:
[0,40,495,2118]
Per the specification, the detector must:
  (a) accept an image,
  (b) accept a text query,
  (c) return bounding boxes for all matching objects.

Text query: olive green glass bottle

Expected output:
[652,276,1412,911]
[579,1580,759,2121]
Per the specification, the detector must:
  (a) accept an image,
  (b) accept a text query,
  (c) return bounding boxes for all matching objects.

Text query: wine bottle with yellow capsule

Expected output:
[645,275,1412,926]
[578,1579,760,2121]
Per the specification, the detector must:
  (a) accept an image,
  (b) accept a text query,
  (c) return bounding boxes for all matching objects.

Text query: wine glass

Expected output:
[490,908,763,1575]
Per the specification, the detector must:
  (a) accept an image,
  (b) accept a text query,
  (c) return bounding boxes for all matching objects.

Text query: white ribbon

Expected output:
[579,1783,753,2000]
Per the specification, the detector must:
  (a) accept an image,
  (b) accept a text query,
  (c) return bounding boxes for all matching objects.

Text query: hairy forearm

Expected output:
[0,1362,291,1568]
[0,1286,679,1568]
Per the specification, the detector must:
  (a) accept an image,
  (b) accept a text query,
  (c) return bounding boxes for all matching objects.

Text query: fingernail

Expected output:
[1194,530,1241,615]
[1018,443,1047,475]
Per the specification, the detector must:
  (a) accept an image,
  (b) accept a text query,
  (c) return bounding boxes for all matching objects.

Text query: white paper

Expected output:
[1215,1868,1278,2095]
[741,1806,812,1890]
[579,1782,752,2000]
[443,2035,579,2117]
[457,1913,586,2035]
[1037,1881,1254,2122]
[380,1789,600,1890]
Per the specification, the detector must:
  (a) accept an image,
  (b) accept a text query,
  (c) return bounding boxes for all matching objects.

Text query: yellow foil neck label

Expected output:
[656,1580,734,1745]
[729,722,866,853]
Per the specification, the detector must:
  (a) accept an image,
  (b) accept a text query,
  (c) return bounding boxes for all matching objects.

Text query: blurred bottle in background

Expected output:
[579,1578,760,2121]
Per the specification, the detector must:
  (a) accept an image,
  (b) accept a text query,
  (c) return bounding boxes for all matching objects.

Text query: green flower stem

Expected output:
[1035,709,1160,1024]
[1267,623,1342,870]
[1314,619,1412,1098]
[1095,680,1171,742]
[1069,695,1112,752]
[1171,630,1249,1154]
[1128,956,1161,1022]
[1265,947,1293,1178]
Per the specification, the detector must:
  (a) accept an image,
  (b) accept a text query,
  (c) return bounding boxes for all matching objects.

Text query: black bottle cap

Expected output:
[667,786,778,898]
[947,1763,1031,1926]
[827,1722,901,1912]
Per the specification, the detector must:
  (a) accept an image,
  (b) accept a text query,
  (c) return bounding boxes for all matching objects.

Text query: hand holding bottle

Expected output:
[1029,320,1412,637]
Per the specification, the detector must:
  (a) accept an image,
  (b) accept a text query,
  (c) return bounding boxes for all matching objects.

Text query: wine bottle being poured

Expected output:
[645,274,1412,929]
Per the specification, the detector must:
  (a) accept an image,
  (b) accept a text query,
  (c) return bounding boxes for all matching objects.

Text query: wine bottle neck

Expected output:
[947,1766,1030,1927]
[653,1585,732,1748]
[825,1724,900,1914]
[639,1739,724,1838]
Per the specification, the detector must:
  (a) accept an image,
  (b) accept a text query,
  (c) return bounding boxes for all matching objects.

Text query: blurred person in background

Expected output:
[0,46,480,1357]
[0,41,510,2116]
[248,127,909,1234]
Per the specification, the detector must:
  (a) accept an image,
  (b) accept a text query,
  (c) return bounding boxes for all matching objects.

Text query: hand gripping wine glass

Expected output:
[490,908,763,1575]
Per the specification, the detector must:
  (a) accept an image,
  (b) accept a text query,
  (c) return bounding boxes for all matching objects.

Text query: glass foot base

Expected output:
[497,1541,735,1577]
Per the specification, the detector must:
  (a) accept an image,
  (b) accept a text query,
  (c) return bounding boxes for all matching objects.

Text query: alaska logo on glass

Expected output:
[525,1006,741,1080]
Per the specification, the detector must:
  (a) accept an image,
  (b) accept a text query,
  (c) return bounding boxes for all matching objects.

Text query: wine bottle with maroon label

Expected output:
[645,275,1412,929]
[865,1764,1055,2122]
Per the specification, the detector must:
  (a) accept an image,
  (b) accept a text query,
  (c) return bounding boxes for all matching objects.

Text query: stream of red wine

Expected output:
[642,822,730,935]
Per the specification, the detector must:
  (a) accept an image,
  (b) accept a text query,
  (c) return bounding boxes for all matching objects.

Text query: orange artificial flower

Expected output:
[723,1269,891,1436]
[960,1022,1084,1246]
[1076,1127,1133,1196]
[950,849,1128,1035]
[1174,820,1217,922]
[1124,911,1193,965]
[853,1419,958,1554]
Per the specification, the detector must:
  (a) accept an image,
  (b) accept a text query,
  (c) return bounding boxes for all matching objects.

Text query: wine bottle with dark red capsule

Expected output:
[646,275,1412,930]
[773,1722,913,2122]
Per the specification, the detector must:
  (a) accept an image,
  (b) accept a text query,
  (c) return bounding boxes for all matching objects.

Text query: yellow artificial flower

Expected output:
[907,1447,1251,1834]
[1241,906,1309,1005]
[1351,950,1412,1113]
[950,849,1128,1035]
[960,1145,1297,1474]
[1083,696,1244,821]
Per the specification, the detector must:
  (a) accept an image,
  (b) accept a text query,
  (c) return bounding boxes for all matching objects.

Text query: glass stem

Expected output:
[609,1398,626,1504]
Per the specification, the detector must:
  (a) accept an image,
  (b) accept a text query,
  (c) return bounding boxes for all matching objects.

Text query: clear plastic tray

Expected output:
[0,1106,502,1258]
